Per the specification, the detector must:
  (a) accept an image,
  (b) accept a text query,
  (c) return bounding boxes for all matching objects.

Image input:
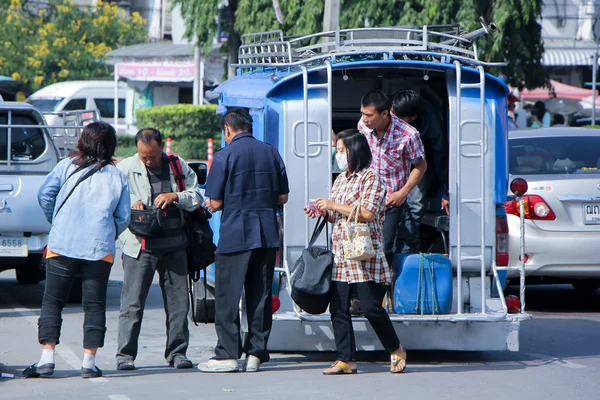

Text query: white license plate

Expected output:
[0,237,28,257]
[583,203,600,225]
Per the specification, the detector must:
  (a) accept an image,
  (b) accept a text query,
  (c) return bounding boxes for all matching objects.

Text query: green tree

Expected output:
[0,0,147,90]
[172,0,545,87]
[340,0,546,88]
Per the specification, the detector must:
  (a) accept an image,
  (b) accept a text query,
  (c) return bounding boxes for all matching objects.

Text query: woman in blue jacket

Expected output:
[24,121,130,379]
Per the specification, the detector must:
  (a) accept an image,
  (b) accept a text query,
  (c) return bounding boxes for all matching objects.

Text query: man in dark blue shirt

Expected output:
[198,108,289,373]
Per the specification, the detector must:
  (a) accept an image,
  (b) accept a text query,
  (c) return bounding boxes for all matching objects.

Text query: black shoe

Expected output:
[22,363,55,378]
[81,366,102,379]
[349,299,362,316]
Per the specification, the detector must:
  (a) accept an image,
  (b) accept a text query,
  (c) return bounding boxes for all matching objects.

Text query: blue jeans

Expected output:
[38,256,112,348]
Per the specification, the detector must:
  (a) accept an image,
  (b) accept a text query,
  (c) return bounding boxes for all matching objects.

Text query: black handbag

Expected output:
[290,217,333,315]
[128,207,168,237]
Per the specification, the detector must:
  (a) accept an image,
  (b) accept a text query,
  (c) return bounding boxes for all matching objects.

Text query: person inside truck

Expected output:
[25,121,131,379]
[391,90,449,254]
[357,90,427,267]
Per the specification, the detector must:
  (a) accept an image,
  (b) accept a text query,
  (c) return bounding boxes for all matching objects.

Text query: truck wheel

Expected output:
[191,279,215,323]
[67,277,83,303]
[571,280,600,292]
[15,254,46,285]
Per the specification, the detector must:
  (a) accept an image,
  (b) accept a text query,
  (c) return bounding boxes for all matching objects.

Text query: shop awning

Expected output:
[542,39,598,66]
[520,79,596,101]
[543,48,596,66]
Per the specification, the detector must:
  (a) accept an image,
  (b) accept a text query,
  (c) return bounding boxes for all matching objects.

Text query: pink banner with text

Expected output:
[116,63,195,82]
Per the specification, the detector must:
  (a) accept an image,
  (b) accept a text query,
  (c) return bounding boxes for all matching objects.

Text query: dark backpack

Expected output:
[167,155,217,277]
[168,155,217,324]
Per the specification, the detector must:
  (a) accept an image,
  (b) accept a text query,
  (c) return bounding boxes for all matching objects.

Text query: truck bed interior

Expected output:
[331,67,450,253]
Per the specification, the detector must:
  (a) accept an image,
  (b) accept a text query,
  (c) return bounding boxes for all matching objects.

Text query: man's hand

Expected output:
[386,188,408,207]
[132,200,145,210]
[204,198,223,213]
[154,193,178,209]
[441,198,450,215]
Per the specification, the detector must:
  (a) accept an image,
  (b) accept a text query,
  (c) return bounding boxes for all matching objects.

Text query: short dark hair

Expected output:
[71,121,116,167]
[336,129,372,172]
[220,107,253,133]
[361,90,391,113]
[392,90,421,118]
[553,114,565,125]
[534,101,547,115]
[135,128,162,146]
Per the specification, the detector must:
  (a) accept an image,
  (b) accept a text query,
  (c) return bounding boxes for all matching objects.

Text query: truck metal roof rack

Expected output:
[235,18,506,72]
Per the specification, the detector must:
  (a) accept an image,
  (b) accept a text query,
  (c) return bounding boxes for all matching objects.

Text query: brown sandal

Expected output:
[390,347,407,373]
[322,361,357,375]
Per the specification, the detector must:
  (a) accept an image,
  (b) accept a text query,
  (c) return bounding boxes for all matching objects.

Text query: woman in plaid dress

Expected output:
[305,129,406,374]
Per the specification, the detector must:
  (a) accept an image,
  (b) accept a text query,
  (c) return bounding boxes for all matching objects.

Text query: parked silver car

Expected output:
[506,127,600,291]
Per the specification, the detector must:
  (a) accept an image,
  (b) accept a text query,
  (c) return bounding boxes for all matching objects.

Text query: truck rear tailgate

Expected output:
[0,174,50,233]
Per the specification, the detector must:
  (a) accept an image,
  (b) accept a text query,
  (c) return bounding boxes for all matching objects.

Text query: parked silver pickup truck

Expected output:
[0,102,97,300]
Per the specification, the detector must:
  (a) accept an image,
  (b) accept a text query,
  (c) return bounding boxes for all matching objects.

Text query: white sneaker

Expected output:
[197,359,239,373]
[244,355,261,372]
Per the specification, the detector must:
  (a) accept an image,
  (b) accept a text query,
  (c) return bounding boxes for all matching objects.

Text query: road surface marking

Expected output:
[108,395,131,400]
[89,377,109,383]
[0,291,83,371]
[527,353,587,369]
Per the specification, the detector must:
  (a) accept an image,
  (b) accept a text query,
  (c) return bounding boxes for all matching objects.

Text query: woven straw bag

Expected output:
[341,205,376,261]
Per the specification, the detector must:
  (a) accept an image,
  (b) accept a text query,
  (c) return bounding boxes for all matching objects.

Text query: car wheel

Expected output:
[15,254,46,285]
[571,280,600,292]
[68,277,83,303]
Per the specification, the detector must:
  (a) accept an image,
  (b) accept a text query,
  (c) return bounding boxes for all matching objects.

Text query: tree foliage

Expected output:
[173,0,546,87]
[0,0,147,90]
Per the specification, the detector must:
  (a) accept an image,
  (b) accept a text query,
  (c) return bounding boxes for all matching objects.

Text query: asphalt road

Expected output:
[1,252,600,400]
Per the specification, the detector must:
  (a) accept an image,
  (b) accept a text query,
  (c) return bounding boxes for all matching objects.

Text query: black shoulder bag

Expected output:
[290,217,333,315]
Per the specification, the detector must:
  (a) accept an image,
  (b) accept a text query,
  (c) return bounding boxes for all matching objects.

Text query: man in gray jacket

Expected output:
[115,128,201,370]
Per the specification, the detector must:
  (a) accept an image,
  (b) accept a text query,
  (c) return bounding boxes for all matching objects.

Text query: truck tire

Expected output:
[15,254,46,285]
[191,278,215,323]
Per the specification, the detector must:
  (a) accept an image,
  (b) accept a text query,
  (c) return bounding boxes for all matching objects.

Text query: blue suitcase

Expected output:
[393,253,453,315]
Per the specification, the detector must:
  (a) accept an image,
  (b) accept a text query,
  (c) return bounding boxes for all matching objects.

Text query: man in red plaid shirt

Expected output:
[357,90,427,267]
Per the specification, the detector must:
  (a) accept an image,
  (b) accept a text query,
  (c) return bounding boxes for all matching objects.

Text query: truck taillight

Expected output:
[271,295,281,313]
[496,215,509,266]
[505,195,556,221]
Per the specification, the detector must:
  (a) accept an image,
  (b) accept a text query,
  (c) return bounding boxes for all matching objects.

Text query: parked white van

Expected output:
[26,80,130,131]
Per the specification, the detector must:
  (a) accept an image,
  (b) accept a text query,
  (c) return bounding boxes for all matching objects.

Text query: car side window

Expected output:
[94,98,125,118]
[63,98,87,111]
[0,114,46,161]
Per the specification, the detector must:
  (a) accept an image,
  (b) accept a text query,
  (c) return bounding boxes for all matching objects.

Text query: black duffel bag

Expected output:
[290,217,333,315]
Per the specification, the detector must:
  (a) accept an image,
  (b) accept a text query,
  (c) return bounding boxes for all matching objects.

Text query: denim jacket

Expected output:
[117,153,202,258]
[38,157,131,261]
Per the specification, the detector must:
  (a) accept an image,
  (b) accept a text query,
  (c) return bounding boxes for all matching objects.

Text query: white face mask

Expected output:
[335,152,349,171]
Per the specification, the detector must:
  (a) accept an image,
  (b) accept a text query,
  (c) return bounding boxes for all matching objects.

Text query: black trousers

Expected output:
[329,280,400,362]
[39,256,112,348]
[214,248,276,362]
[383,204,415,267]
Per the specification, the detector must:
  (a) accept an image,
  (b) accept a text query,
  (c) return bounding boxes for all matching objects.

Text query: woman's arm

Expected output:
[114,177,132,237]
[314,198,375,222]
